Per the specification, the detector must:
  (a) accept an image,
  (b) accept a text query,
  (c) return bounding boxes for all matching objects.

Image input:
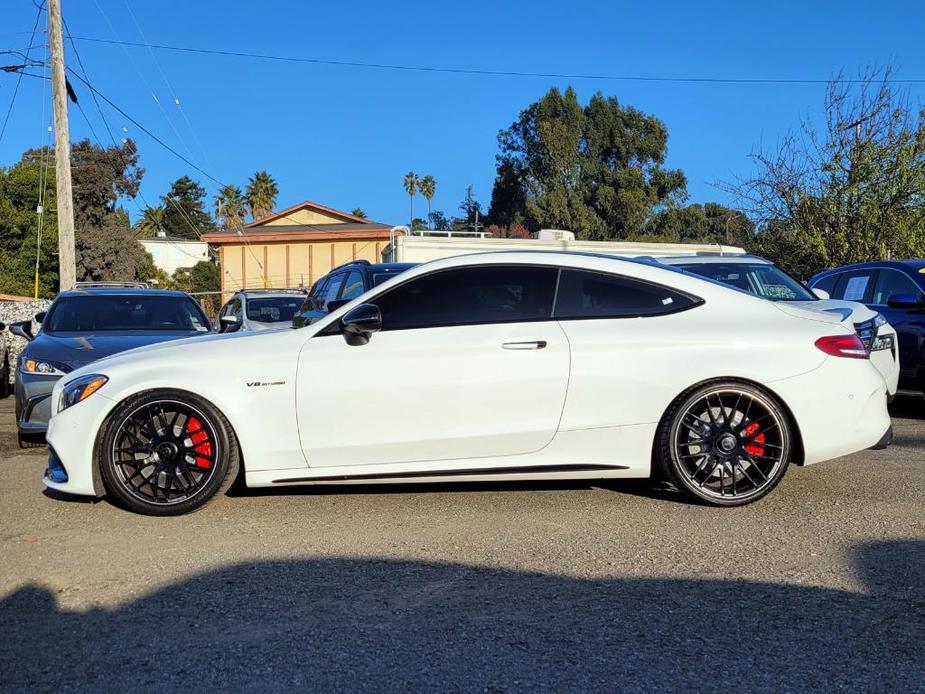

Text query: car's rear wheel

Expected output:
[98,390,240,516]
[656,382,792,506]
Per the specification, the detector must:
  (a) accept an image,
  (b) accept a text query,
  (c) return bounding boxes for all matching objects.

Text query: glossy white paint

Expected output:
[44,251,891,499]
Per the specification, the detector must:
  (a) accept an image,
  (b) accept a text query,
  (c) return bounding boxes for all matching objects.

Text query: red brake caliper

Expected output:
[187,416,212,469]
[742,422,765,457]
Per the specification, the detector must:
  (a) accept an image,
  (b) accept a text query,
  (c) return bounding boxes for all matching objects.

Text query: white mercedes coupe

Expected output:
[44,252,892,515]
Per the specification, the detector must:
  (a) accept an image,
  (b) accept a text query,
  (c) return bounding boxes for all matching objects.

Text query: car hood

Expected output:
[26,331,209,369]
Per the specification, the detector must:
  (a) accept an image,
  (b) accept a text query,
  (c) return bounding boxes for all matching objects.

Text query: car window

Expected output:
[675,262,815,301]
[339,270,366,301]
[554,269,700,319]
[834,271,875,302]
[811,273,838,296]
[870,269,921,305]
[322,273,345,309]
[232,299,243,320]
[44,295,210,332]
[373,265,558,331]
[245,297,304,323]
[308,278,329,311]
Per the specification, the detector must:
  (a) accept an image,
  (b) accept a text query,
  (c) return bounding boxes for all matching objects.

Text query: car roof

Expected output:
[657,254,770,266]
[234,290,306,298]
[812,259,925,278]
[57,287,191,298]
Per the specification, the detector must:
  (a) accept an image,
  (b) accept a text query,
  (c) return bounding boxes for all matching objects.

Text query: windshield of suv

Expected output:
[44,295,210,332]
[245,297,303,323]
[676,262,816,301]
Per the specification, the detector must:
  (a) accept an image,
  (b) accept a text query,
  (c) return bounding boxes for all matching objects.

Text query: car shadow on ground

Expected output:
[1,540,921,692]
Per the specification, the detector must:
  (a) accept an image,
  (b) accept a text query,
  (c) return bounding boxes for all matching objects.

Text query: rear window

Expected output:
[245,297,304,323]
[676,262,815,301]
[554,270,699,319]
[44,295,210,332]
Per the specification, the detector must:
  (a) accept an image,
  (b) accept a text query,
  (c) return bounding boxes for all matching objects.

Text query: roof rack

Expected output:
[329,259,371,272]
[73,281,150,289]
[237,287,308,294]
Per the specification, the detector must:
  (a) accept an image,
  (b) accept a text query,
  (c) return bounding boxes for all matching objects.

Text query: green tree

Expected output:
[650,203,754,245]
[135,205,165,237]
[76,210,152,282]
[725,66,925,277]
[403,171,419,227]
[418,175,436,225]
[214,184,247,229]
[460,185,482,229]
[0,153,59,297]
[161,176,216,240]
[351,207,367,219]
[487,86,687,239]
[246,171,278,221]
[427,210,450,230]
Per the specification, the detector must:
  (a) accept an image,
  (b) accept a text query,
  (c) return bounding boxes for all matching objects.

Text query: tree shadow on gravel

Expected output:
[1,540,921,693]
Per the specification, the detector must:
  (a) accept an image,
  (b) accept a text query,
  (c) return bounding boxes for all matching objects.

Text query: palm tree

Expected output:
[403,171,419,227]
[214,184,247,229]
[246,171,279,222]
[418,175,436,227]
[135,205,165,237]
[351,207,367,219]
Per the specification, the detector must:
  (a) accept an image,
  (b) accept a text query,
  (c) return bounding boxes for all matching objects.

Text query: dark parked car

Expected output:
[809,260,925,395]
[9,284,212,447]
[292,260,415,328]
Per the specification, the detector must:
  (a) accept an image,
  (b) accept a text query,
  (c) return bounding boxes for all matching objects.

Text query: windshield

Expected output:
[44,295,210,332]
[245,296,303,323]
[371,264,415,286]
[676,262,816,302]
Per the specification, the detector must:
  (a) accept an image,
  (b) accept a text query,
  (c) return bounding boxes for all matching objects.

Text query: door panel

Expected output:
[296,321,570,467]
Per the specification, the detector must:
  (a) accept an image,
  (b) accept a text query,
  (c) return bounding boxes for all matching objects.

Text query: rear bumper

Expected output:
[869,425,893,450]
[769,357,891,466]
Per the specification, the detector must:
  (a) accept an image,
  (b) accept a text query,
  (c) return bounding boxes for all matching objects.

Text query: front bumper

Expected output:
[15,371,62,435]
[43,390,115,498]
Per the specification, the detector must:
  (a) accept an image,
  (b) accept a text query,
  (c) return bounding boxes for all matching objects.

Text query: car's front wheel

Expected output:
[98,390,240,516]
[655,381,793,506]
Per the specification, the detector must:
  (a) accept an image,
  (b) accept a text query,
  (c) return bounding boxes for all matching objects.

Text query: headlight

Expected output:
[20,357,71,376]
[58,374,108,412]
[873,313,888,328]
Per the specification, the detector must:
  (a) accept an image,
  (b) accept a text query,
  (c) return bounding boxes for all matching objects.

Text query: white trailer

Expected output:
[382,228,745,264]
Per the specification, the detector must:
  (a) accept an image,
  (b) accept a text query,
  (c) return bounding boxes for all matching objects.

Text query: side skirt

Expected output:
[271,463,628,485]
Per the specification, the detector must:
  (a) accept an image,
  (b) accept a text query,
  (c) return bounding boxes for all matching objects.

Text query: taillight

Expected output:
[815,334,869,359]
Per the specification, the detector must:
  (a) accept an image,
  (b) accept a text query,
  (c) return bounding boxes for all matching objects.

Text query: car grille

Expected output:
[853,319,876,351]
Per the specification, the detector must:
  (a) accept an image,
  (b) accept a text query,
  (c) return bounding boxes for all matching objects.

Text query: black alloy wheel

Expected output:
[99,390,239,515]
[656,382,792,506]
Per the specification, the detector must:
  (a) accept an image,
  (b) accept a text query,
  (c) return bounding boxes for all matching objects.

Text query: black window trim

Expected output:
[315,263,704,337]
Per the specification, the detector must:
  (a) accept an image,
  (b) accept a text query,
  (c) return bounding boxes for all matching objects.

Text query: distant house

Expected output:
[139,233,210,276]
[201,200,397,294]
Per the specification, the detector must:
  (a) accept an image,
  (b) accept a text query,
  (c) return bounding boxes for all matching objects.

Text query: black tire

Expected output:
[0,351,10,399]
[98,389,240,516]
[18,432,46,448]
[655,381,792,507]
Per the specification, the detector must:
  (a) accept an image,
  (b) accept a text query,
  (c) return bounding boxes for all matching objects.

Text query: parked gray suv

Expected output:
[217,289,307,333]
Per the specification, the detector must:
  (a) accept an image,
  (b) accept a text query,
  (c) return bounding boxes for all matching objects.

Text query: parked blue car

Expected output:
[809,260,925,395]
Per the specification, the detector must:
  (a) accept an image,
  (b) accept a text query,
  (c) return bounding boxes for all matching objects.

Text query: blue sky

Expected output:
[2,0,924,227]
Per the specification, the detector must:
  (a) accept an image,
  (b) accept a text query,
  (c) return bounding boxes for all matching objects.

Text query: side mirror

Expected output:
[9,321,34,341]
[219,315,241,333]
[326,298,350,313]
[341,303,381,346]
[811,288,830,300]
[34,311,46,323]
[886,293,924,309]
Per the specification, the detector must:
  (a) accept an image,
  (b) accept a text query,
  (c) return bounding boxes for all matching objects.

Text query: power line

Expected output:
[68,35,925,85]
[0,1,44,144]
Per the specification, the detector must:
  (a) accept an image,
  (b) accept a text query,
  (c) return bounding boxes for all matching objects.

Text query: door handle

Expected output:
[502,340,547,350]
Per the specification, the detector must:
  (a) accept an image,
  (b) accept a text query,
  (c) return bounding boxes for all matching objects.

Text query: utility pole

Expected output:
[48,0,76,291]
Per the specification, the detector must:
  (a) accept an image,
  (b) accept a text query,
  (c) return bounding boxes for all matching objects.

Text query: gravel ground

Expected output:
[0,395,922,693]
[0,300,51,387]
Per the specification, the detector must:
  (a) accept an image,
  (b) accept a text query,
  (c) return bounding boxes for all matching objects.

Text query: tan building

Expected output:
[202,201,396,295]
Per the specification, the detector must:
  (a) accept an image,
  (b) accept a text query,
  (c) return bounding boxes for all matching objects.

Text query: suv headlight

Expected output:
[20,357,71,376]
[58,374,108,412]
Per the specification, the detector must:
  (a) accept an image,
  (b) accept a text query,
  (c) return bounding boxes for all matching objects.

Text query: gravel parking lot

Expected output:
[0,395,922,692]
